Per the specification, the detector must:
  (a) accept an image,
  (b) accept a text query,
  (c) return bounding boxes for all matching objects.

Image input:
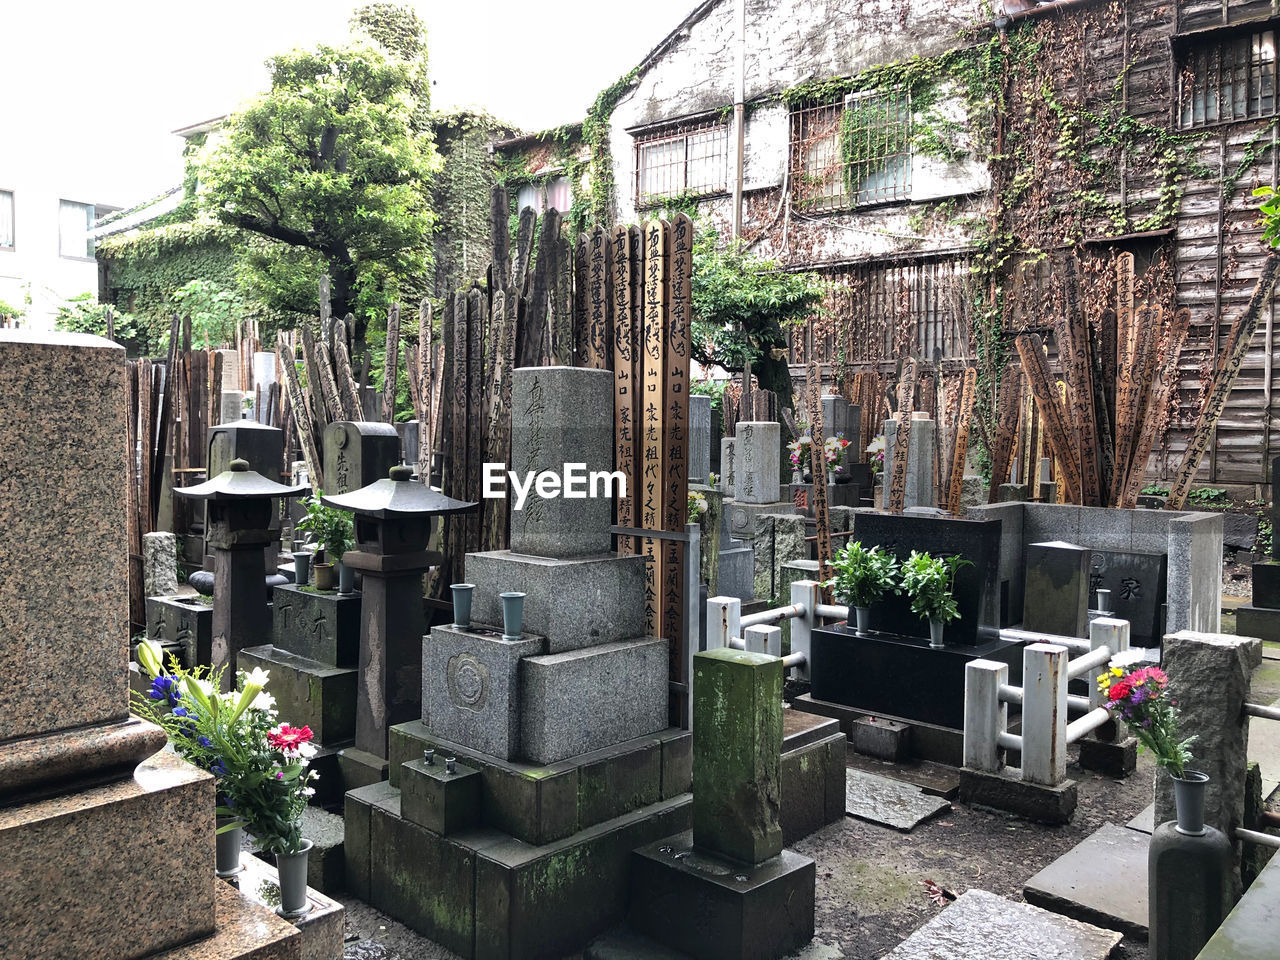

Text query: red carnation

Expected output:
[1109,679,1133,702]
[268,724,314,751]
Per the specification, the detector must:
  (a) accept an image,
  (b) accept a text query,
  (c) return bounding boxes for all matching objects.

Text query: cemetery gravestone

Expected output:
[721,437,737,497]
[734,421,780,505]
[1023,541,1091,638]
[690,394,712,484]
[323,421,400,496]
[884,416,936,509]
[1089,549,1167,646]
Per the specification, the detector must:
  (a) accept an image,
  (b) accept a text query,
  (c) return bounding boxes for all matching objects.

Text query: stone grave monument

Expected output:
[345,366,692,959]
[630,648,816,959]
[0,330,301,959]
[1235,456,1280,641]
[884,412,937,509]
[690,394,712,484]
[727,421,796,601]
[1023,540,1092,638]
[322,420,400,496]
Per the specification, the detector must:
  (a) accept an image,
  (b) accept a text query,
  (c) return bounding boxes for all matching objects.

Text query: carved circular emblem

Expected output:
[447,653,489,711]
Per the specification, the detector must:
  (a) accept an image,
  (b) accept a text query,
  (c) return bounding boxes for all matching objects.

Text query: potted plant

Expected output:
[898,550,970,647]
[296,492,354,592]
[824,540,899,635]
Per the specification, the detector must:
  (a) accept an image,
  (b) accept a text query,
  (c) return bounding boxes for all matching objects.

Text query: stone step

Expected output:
[1022,822,1149,940]
[222,850,344,960]
[880,889,1122,960]
[843,748,961,801]
[844,767,951,832]
[346,782,691,960]
[147,881,301,960]
[237,644,357,744]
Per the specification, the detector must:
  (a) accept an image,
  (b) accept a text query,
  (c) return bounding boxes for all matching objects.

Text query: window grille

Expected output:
[634,119,729,206]
[0,191,13,249]
[1179,25,1277,127]
[789,90,911,212]
[515,176,571,216]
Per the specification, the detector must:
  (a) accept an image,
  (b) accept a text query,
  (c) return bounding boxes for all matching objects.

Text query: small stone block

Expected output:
[692,649,784,865]
[852,717,911,762]
[520,638,668,765]
[1023,822,1149,939]
[658,729,693,799]
[780,738,828,844]
[629,831,816,960]
[1235,605,1280,643]
[1023,540,1091,638]
[342,780,398,900]
[337,747,389,791]
[270,584,361,667]
[1077,735,1138,778]
[237,645,356,744]
[958,766,1078,825]
[146,594,213,668]
[401,757,482,835]
[227,850,345,960]
[295,804,346,895]
[881,889,1121,960]
[576,738,662,827]
[421,624,546,760]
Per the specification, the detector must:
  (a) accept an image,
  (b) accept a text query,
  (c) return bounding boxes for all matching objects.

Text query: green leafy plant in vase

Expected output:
[825,540,899,635]
[899,550,971,648]
[295,491,353,591]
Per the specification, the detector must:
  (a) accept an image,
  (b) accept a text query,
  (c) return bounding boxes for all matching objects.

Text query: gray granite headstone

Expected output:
[219,390,244,425]
[208,421,284,480]
[734,421,781,504]
[322,421,400,496]
[884,417,936,509]
[720,437,737,496]
[1023,541,1091,638]
[508,366,615,558]
[397,421,420,473]
[689,395,712,484]
[821,394,849,442]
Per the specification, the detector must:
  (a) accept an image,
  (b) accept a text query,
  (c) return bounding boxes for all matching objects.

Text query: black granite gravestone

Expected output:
[1023,540,1091,638]
[1273,455,1280,560]
[853,512,1002,646]
[1088,549,1168,646]
[1254,562,1280,609]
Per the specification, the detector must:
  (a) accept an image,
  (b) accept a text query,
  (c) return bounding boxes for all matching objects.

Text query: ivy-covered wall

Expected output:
[99,222,240,322]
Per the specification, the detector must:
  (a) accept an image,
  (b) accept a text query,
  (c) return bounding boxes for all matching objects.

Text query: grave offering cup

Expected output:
[293,550,311,587]
[451,583,475,628]
[337,560,355,594]
[216,817,243,877]
[276,838,314,918]
[313,561,336,591]
[929,619,944,648]
[501,590,527,640]
[854,606,870,635]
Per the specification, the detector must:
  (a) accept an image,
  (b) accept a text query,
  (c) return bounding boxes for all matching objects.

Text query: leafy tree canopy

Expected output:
[197,40,440,358]
[690,230,826,409]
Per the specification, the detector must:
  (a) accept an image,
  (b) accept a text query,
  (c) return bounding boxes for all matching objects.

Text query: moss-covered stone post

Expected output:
[692,648,783,864]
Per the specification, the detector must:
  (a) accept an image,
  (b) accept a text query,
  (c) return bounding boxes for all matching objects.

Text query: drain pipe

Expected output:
[731,0,746,240]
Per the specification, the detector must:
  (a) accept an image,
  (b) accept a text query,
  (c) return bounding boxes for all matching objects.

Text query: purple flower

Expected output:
[210,759,228,777]
[198,736,212,749]
[148,675,182,707]
[1129,687,1148,705]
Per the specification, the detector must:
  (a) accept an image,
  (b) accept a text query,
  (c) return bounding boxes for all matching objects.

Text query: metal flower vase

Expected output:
[451,583,475,628]
[1148,771,1235,960]
[313,562,336,591]
[929,619,945,648]
[292,550,311,587]
[337,560,355,594]
[275,838,313,918]
[854,606,870,636]
[501,591,526,640]
[215,817,243,877]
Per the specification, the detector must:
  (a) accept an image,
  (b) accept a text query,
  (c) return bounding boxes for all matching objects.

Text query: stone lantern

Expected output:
[323,465,475,773]
[175,458,306,688]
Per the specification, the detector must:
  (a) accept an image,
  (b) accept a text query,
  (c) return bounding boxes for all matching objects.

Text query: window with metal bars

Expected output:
[634,119,729,206]
[1178,23,1278,127]
[789,90,912,212]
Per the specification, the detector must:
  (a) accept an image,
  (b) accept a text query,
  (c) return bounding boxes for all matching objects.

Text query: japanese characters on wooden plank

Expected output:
[885,359,917,513]
[640,219,667,638]
[945,368,977,515]
[612,225,640,557]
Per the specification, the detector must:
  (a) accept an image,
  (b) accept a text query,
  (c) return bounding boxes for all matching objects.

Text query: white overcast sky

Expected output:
[3,0,698,208]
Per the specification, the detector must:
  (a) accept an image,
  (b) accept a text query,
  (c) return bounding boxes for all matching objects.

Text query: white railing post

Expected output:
[964,659,1008,773]
[789,580,820,682]
[1021,643,1069,786]
[1087,617,1130,712]
[706,596,741,650]
[744,624,782,658]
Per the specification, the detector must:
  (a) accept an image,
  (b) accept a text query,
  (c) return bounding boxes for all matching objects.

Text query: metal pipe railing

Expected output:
[1236,827,1280,850]
[1244,702,1280,722]
[1066,706,1113,744]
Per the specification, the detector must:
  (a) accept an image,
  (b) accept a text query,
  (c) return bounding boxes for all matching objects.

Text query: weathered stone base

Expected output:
[780,713,846,844]
[337,747,389,790]
[227,851,344,960]
[346,782,692,959]
[629,831,816,960]
[1236,605,1280,642]
[1077,735,1138,778]
[389,721,691,845]
[146,594,214,668]
[270,583,361,667]
[852,717,911,762]
[959,766,1078,824]
[464,550,647,651]
[0,750,216,960]
[238,645,356,744]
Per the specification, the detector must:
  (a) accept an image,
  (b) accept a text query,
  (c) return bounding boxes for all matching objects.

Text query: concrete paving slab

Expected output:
[880,889,1121,960]
[844,768,951,832]
[1127,804,1154,834]
[844,749,961,800]
[1023,822,1149,939]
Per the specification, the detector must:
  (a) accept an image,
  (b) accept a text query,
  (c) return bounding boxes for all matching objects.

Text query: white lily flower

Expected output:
[241,667,271,689]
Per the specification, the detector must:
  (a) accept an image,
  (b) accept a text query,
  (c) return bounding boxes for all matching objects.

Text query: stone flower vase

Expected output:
[853,606,871,636]
[215,817,243,878]
[292,550,311,587]
[313,562,336,591]
[451,583,475,628]
[275,838,313,919]
[337,560,355,594]
[827,470,837,485]
[1148,771,1234,960]
[928,619,945,648]
[501,591,526,640]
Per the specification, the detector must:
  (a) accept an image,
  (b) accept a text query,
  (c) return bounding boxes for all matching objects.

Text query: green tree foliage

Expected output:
[198,40,440,361]
[54,292,152,357]
[690,231,826,410]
